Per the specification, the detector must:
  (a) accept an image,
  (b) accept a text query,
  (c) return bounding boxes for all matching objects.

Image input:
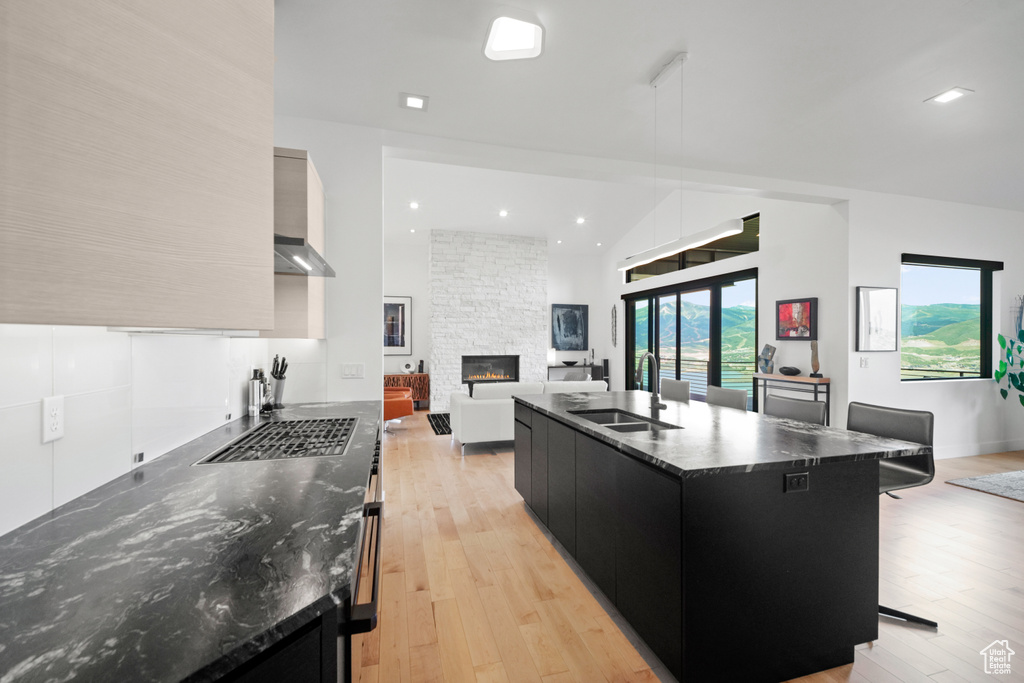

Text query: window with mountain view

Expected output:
[900,255,1002,381]
[626,270,757,407]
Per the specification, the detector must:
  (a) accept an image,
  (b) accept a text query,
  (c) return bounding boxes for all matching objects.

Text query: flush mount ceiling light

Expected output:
[925,87,973,104]
[617,219,744,271]
[484,16,543,61]
[399,93,430,111]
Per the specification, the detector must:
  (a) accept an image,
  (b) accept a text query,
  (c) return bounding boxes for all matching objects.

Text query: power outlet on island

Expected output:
[42,395,65,444]
[784,471,809,493]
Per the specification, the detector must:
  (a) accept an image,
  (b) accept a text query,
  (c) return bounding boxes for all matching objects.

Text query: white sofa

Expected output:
[450,380,608,452]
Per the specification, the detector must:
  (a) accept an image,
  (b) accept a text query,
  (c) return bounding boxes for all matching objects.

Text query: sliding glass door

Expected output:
[633,299,650,390]
[678,290,711,397]
[721,278,757,397]
[626,269,757,407]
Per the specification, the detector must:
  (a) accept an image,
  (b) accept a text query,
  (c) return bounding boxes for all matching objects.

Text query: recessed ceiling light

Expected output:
[596,243,602,247]
[576,217,585,225]
[410,229,416,233]
[557,240,562,244]
[499,209,509,217]
[409,201,419,209]
[925,87,973,104]
[399,93,430,111]
[484,17,543,61]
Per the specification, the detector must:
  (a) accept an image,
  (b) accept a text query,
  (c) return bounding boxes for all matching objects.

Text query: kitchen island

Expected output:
[0,402,381,683]
[514,391,931,683]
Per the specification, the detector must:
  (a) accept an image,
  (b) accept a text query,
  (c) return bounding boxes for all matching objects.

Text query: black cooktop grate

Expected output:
[198,418,359,464]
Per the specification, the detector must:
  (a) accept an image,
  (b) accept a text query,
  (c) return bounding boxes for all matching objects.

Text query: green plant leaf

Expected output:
[1018,329,1024,343]
[999,333,1007,349]
[1001,388,1009,399]
[1019,393,1024,408]
[1000,360,1007,373]
[995,370,1006,382]
[1010,372,1022,391]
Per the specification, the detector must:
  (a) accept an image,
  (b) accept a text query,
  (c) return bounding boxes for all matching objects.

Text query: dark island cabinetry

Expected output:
[514,394,888,683]
[514,409,682,675]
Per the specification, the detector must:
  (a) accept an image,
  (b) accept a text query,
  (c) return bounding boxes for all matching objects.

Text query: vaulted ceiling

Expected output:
[275,0,1024,237]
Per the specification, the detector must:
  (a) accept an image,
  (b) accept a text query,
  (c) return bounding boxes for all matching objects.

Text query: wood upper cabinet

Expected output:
[0,1,275,329]
[262,148,326,339]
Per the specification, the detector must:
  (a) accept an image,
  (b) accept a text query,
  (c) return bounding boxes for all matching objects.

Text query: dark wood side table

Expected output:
[753,373,831,425]
[384,373,430,409]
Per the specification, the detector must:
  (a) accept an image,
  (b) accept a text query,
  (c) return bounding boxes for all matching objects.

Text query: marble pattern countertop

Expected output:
[0,401,381,683]
[516,391,931,479]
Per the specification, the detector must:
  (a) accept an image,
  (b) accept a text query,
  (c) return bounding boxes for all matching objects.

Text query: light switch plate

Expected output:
[42,395,65,443]
[341,363,365,378]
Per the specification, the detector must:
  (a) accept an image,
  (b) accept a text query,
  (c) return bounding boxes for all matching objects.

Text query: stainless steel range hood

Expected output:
[274,234,336,277]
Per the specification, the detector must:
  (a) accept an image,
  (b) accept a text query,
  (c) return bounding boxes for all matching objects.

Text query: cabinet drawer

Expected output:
[514,402,532,427]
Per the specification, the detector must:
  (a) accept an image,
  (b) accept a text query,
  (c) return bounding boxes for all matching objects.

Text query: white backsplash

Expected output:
[0,325,275,536]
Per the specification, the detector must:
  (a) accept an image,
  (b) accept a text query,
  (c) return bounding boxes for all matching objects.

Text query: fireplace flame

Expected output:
[466,372,514,380]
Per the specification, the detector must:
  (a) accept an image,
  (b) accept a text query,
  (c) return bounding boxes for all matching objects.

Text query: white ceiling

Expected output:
[275,0,1024,241]
[382,159,670,252]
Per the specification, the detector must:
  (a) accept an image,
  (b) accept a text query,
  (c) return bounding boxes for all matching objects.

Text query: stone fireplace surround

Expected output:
[429,231,548,411]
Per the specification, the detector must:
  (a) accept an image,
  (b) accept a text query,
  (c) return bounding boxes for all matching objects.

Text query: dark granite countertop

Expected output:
[516,391,931,479]
[0,401,381,683]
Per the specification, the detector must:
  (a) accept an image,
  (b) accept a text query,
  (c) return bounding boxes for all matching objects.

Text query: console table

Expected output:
[384,373,430,409]
[547,364,604,381]
[753,373,831,425]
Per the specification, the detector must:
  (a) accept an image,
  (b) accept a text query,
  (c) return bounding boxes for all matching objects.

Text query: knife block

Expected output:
[272,379,286,410]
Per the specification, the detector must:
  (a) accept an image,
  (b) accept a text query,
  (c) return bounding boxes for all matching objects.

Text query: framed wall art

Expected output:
[856,287,898,351]
[384,296,412,355]
[776,298,818,340]
[552,303,589,351]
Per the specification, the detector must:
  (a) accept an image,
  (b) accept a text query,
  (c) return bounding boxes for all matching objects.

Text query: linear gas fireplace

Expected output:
[462,355,519,394]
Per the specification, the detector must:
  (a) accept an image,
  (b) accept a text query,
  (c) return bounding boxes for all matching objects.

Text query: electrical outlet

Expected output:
[784,471,809,493]
[133,452,145,464]
[860,357,869,368]
[42,395,65,444]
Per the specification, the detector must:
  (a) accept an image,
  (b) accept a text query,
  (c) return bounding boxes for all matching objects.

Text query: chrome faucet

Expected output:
[635,351,667,411]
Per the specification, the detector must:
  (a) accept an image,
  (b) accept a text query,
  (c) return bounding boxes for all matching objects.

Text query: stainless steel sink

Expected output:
[570,409,644,425]
[568,409,681,432]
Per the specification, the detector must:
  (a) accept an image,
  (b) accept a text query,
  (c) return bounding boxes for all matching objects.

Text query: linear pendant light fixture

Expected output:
[618,52,743,273]
[617,219,744,271]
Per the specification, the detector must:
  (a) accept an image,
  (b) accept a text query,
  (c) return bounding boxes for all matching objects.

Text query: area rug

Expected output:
[947,470,1024,503]
[427,412,451,436]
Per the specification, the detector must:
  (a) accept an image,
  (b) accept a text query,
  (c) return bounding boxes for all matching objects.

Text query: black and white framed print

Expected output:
[856,287,898,351]
[384,296,412,355]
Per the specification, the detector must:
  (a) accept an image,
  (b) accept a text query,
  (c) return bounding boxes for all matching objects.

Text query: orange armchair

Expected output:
[383,387,414,428]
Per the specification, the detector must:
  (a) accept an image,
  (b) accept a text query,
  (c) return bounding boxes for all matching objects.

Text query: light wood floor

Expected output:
[353,411,1024,683]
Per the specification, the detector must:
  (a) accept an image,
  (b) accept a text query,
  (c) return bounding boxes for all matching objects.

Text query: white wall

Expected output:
[382,240,431,375]
[0,325,268,536]
[846,191,1024,458]
[275,116,384,402]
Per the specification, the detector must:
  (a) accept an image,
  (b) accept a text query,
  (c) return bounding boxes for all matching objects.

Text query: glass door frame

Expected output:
[623,267,758,409]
